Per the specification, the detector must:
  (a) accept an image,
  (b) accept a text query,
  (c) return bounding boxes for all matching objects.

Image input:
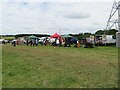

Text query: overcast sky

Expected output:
[0,0,118,35]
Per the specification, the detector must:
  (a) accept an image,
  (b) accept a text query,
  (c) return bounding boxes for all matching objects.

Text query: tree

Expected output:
[95,29,118,39]
[106,29,118,35]
[95,30,104,35]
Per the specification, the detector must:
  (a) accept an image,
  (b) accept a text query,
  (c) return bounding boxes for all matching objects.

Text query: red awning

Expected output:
[50,33,61,38]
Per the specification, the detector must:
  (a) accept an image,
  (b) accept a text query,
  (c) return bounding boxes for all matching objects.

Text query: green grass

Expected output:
[1,36,15,40]
[2,44,118,88]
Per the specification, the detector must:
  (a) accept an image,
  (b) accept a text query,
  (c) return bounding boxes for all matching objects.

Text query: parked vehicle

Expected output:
[95,35,116,46]
[102,35,116,44]
[0,39,8,44]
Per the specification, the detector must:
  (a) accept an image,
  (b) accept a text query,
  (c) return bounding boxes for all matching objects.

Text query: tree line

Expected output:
[1,29,118,40]
[71,29,118,39]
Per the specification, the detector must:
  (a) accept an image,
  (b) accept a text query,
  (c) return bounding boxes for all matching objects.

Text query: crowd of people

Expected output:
[10,37,81,48]
[1,33,99,48]
[2,34,116,48]
[26,39,39,46]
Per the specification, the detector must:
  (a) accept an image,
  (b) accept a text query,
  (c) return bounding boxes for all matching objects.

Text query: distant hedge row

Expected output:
[1,29,118,40]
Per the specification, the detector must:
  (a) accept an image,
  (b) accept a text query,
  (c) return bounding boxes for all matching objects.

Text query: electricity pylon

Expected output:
[104,0,120,47]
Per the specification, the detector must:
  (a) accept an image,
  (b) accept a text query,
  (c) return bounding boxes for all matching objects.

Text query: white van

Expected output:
[102,35,116,45]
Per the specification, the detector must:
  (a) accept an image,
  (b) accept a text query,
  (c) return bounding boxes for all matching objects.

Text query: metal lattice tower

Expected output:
[104,0,119,34]
[118,1,120,32]
[104,0,120,47]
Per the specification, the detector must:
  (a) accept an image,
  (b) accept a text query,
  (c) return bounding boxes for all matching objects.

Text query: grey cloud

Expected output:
[91,22,101,26]
[63,13,91,19]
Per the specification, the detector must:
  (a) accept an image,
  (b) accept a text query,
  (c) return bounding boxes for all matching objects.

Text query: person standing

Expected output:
[26,39,29,46]
[56,38,60,47]
[76,40,80,48]
[35,39,38,46]
[30,40,32,46]
[13,40,16,47]
[32,40,35,46]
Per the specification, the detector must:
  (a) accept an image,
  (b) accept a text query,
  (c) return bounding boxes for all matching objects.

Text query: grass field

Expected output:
[2,44,118,88]
[1,36,15,40]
